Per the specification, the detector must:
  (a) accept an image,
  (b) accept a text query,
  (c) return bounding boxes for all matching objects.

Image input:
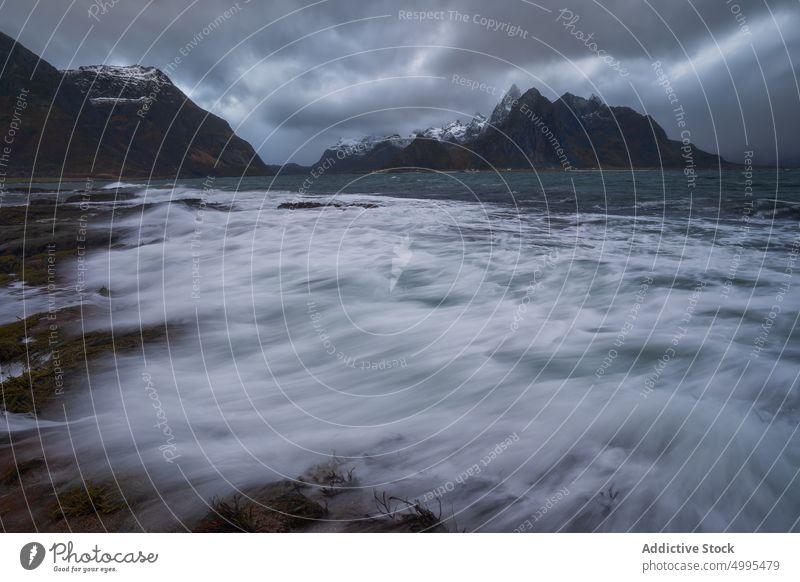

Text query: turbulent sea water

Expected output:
[3,169,800,531]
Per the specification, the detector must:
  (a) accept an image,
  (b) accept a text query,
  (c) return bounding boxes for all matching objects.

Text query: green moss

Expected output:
[0,201,117,288]
[50,482,126,519]
[0,202,171,416]
[1,324,168,414]
[0,313,50,363]
[201,495,258,532]
[0,249,78,287]
[23,250,73,286]
[0,367,54,415]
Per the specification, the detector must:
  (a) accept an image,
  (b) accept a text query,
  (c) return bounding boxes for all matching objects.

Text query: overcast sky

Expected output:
[2,0,798,165]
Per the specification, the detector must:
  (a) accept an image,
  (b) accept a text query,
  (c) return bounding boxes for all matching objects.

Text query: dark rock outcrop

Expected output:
[314,85,725,172]
[0,30,269,178]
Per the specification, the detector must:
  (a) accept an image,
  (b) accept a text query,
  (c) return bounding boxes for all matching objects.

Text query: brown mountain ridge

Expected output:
[0,30,269,179]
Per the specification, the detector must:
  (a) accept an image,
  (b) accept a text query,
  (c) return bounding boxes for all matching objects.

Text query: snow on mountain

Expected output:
[328,112,490,164]
[329,134,412,157]
[324,88,532,159]
[414,113,488,144]
[63,65,170,86]
[62,65,172,101]
[89,96,151,106]
[463,113,487,140]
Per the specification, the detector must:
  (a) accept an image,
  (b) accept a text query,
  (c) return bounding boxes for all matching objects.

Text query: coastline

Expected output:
[1,168,798,532]
[1,162,771,188]
[0,195,449,533]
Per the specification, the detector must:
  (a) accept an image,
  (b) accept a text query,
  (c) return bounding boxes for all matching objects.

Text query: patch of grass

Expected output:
[373,490,446,532]
[203,495,258,532]
[1,324,168,414]
[50,482,126,519]
[23,249,75,287]
[0,200,119,287]
[0,249,76,287]
[306,456,358,497]
[0,367,54,415]
[0,201,171,416]
[195,489,327,533]
[0,313,51,363]
[320,466,356,497]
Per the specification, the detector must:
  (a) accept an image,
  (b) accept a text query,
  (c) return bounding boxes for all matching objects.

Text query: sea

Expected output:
[1,168,799,531]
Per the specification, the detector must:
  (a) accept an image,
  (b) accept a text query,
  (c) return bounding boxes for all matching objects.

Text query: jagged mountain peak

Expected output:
[313,82,722,171]
[556,92,612,124]
[506,84,522,100]
[520,86,547,102]
[490,85,525,126]
[559,91,605,108]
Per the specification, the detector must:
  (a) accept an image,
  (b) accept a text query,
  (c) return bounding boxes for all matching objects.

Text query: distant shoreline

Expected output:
[0,196,449,532]
[3,164,790,187]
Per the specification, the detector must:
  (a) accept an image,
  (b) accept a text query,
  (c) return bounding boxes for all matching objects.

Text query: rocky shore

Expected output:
[0,191,447,533]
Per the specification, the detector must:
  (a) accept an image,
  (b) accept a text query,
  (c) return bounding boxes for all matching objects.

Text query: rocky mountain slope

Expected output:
[0,31,269,179]
[314,84,724,172]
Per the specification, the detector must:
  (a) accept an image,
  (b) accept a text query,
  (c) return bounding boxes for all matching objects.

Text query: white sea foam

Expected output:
[101,181,140,189]
[5,184,799,532]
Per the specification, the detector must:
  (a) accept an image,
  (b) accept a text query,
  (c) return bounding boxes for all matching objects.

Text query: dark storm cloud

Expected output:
[2,0,798,164]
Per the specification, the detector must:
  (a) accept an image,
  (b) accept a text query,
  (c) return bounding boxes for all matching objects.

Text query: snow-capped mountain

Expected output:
[328,112,490,161]
[63,65,171,88]
[316,113,491,172]
[62,65,171,107]
[329,134,412,157]
[0,30,269,178]
[319,86,526,168]
[311,82,723,172]
[414,114,488,144]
